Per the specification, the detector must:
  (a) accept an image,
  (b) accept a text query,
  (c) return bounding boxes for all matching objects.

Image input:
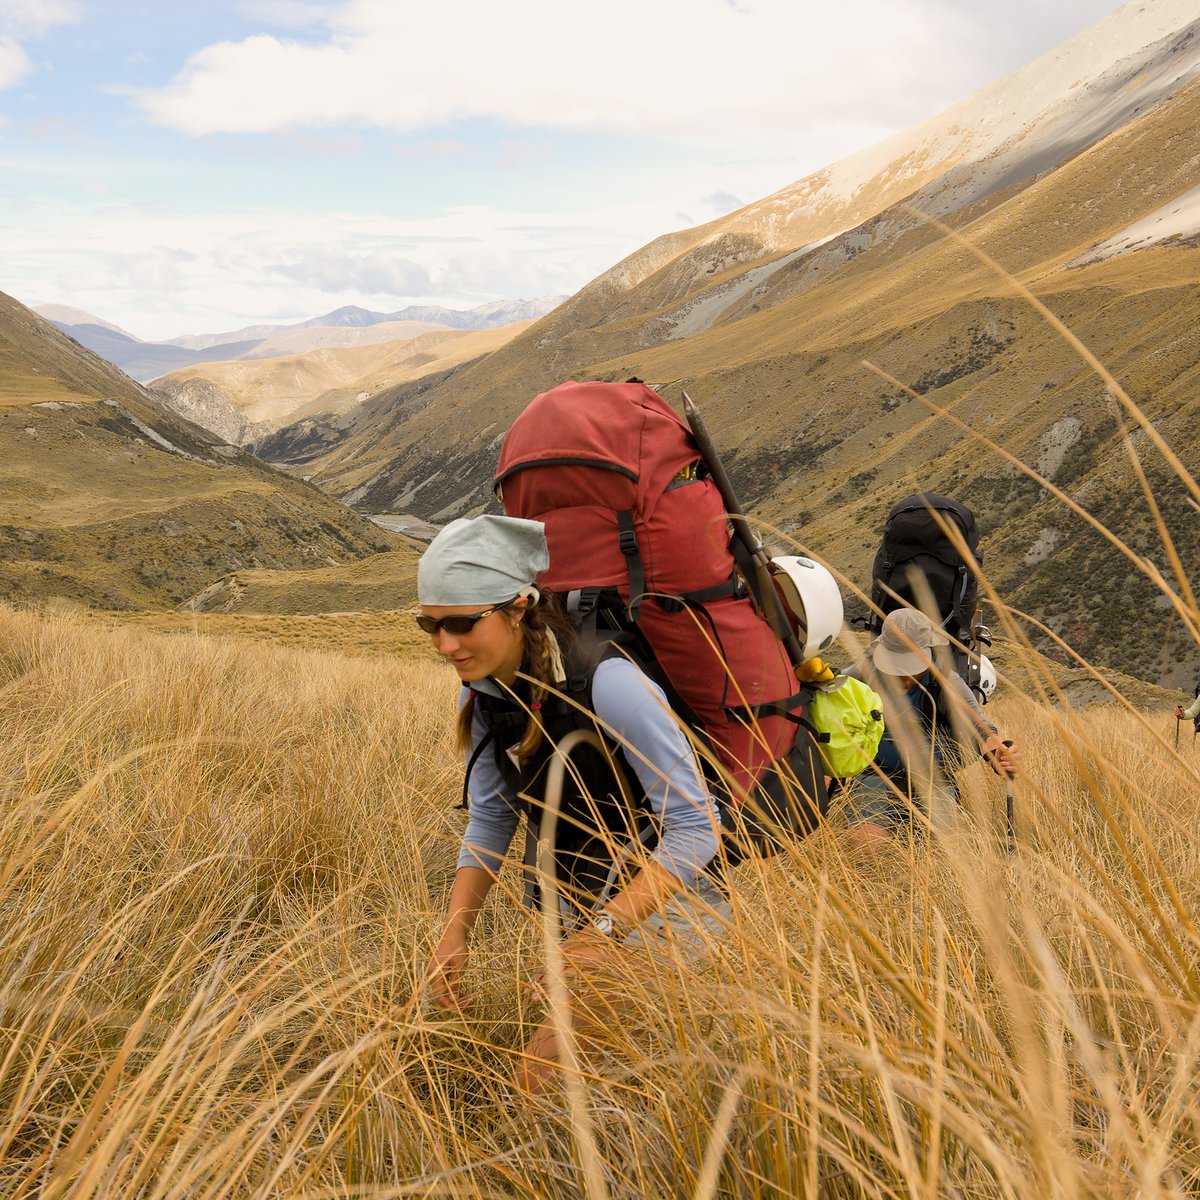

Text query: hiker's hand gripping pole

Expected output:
[681,391,808,672]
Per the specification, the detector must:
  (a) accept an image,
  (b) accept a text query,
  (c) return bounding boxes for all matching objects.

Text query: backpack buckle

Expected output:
[618,527,638,556]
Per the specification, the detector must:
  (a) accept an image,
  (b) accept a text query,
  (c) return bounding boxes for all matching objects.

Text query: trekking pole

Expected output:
[1175,715,1181,750]
[1002,738,1016,853]
[681,391,806,671]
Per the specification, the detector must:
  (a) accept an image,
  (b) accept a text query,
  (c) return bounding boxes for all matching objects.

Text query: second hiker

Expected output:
[842,608,1023,854]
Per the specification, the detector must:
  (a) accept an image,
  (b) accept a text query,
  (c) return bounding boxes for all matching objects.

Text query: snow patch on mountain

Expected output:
[662,243,826,341]
[1073,182,1200,264]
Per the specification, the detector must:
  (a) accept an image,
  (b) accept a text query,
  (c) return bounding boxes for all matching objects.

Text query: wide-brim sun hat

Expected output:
[418,514,549,606]
[872,607,949,676]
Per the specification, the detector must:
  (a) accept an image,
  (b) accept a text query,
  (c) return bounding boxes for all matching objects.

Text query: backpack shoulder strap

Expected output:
[459,692,526,809]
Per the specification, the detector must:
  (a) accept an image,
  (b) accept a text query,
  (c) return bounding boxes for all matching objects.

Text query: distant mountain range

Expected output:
[255,0,1200,684]
[34,297,566,383]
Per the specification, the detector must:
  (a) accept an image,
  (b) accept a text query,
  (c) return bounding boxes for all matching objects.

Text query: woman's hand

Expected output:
[427,866,495,1011]
[560,927,620,976]
[426,929,471,1011]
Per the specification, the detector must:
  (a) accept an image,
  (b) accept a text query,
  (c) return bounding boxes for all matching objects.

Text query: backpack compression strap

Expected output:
[612,510,742,617]
[616,510,645,622]
[725,690,831,752]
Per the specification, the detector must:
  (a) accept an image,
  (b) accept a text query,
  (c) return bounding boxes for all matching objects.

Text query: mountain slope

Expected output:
[150,321,535,444]
[259,2,1200,682]
[0,292,413,610]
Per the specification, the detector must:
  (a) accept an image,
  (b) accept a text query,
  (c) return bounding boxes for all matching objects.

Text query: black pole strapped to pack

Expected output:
[681,390,807,671]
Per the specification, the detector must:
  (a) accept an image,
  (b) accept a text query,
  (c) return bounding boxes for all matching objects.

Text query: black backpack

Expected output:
[868,493,982,643]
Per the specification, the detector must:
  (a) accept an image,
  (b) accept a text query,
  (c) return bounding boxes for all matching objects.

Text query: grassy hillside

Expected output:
[95,604,435,660]
[178,546,422,616]
[0,600,1196,1195]
[152,321,535,438]
[0,292,408,610]
[259,77,1200,681]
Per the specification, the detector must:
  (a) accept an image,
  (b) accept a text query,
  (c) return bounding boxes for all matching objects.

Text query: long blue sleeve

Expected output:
[589,658,720,888]
[455,695,521,875]
[454,659,720,889]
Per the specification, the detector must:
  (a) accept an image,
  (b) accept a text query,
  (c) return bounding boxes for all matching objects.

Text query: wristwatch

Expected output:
[590,911,619,939]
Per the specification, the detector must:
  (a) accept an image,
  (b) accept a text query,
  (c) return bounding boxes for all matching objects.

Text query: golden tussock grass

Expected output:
[1,594,1198,1198]
[104,607,436,662]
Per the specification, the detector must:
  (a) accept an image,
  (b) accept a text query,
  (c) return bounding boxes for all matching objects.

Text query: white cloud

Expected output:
[6,0,1132,338]
[232,0,336,32]
[268,246,432,294]
[0,35,31,88]
[0,0,81,90]
[0,0,82,37]
[2,195,681,339]
[131,0,1118,143]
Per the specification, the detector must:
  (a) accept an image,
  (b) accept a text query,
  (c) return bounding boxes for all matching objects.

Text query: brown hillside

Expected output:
[180,547,420,615]
[0,292,409,610]
[152,321,534,439]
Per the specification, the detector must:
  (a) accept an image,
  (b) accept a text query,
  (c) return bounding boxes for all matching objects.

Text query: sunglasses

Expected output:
[415,598,518,636]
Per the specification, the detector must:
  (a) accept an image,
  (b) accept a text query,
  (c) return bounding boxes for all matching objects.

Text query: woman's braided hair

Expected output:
[455,589,579,764]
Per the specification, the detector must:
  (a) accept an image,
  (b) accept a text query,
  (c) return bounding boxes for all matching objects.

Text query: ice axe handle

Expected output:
[681,391,806,668]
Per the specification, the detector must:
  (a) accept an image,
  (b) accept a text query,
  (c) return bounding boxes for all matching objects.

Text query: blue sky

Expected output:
[1,0,1124,340]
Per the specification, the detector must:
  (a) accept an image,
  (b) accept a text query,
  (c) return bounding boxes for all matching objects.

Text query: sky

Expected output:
[1,0,1126,342]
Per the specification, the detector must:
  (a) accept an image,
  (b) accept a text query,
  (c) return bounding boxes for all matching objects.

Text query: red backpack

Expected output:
[496,380,821,820]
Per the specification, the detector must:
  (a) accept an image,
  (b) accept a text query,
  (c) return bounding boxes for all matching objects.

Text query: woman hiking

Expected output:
[420,515,727,1095]
[843,608,1023,855]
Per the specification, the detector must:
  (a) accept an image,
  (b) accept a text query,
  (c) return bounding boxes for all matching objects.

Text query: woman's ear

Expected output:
[512,585,539,621]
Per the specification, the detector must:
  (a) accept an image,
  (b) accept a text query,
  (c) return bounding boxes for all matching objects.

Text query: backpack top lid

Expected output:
[880,492,980,566]
[495,380,699,517]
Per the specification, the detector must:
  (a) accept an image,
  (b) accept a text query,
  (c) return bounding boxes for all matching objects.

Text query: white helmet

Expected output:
[768,556,844,660]
[974,653,997,703]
